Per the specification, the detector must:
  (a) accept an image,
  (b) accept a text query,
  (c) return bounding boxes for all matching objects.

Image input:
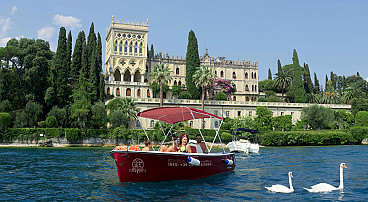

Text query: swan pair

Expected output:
[265,163,347,193]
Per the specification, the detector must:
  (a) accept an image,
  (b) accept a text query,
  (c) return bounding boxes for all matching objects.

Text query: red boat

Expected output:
[110,106,236,182]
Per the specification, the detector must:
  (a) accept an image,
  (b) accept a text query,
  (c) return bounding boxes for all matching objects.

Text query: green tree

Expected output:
[185,30,201,99]
[66,31,72,74]
[46,116,57,128]
[71,31,86,86]
[301,104,334,129]
[259,79,276,92]
[150,44,154,58]
[268,68,272,80]
[290,49,306,103]
[24,101,43,128]
[48,106,69,128]
[303,63,314,94]
[277,59,282,74]
[178,91,192,99]
[110,110,129,129]
[193,65,215,128]
[0,112,11,130]
[51,27,69,106]
[214,92,227,100]
[106,97,139,122]
[274,115,292,131]
[274,68,291,98]
[150,64,172,107]
[314,72,320,93]
[254,106,273,131]
[172,85,182,98]
[355,111,368,127]
[90,102,107,129]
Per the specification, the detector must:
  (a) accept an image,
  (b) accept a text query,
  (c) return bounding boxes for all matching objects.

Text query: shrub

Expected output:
[178,91,192,99]
[65,128,81,141]
[220,132,232,143]
[46,116,57,128]
[0,113,11,130]
[215,92,227,100]
[355,111,368,127]
[349,127,368,143]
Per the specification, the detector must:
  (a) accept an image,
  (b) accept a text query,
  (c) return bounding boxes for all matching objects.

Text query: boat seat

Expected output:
[189,143,203,153]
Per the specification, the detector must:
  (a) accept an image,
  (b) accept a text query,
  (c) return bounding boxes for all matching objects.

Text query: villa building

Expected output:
[103,17,351,129]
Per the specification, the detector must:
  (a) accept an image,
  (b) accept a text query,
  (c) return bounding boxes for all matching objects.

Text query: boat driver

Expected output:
[195,134,208,153]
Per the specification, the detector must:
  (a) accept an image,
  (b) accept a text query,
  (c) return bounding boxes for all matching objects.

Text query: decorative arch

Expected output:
[113,69,121,81]
[137,89,141,97]
[245,72,248,79]
[114,41,117,51]
[129,42,132,53]
[124,41,128,53]
[116,88,120,96]
[176,67,179,75]
[107,87,110,95]
[126,88,131,96]
[123,69,131,82]
[119,41,122,53]
[134,42,138,53]
[174,80,177,85]
[134,70,141,82]
[178,81,182,85]
[139,42,143,54]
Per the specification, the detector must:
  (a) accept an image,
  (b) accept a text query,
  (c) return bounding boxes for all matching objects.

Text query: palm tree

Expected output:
[106,97,139,121]
[150,63,173,107]
[274,69,292,99]
[193,65,215,128]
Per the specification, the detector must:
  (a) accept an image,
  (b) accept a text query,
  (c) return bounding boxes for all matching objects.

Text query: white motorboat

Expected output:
[226,128,259,154]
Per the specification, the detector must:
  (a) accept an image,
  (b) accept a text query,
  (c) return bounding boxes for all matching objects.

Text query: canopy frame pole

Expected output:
[158,121,174,151]
[189,109,209,153]
[137,116,155,151]
[209,119,225,153]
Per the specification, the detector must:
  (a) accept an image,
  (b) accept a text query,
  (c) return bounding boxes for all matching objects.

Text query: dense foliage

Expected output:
[185,30,201,99]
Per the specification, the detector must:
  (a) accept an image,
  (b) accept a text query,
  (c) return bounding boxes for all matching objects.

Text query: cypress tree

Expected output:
[89,46,98,102]
[277,59,282,74]
[268,68,272,80]
[314,72,320,93]
[99,74,106,102]
[330,71,337,90]
[357,72,360,77]
[150,44,154,58]
[290,49,306,102]
[303,63,313,94]
[185,30,201,99]
[71,31,85,86]
[87,22,97,79]
[66,31,72,76]
[96,33,103,101]
[80,31,88,79]
[52,27,69,106]
[325,74,329,90]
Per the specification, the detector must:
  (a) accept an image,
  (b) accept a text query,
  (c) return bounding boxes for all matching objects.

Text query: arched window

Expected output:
[246,97,249,101]
[114,69,121,81]
[176,67,179,75]
[233,72,236,79]
[136,120,141,128]
[116,88,120,96]
[147,89,150,97]
[254,97,257,101]
[119,42,122,52]
[245,84,249,91]
[129,42,132,53]
[214,121,219,128]
[220,71,224,77]
[174,80,177,85]
[137,89,141,97]
[251,72,254,79]
[251,97,254,102]
[107,87,110,95]
[215,70,217,76]
[114,41,117,51]
[134,43,137,53]
[245,72,248,79]
[255,85,257,92]
[139,43,142,54]
[254,73,257,79]
[126,88,131,96]
[178,81,182,85]
[233,96,236,101]
[252,85,254,91]
[123,69,131,82]
[134,71,141,82]
[144,78,148,83]
[190,121,193,127]
[124,42,127,52]
[150,120,154,127]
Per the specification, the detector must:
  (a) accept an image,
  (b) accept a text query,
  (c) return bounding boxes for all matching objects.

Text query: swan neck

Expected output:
[289,175,293,190]
[338,166,344,189]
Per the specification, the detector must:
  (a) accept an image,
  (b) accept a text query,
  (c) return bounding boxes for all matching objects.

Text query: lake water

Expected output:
[0,145,367,201]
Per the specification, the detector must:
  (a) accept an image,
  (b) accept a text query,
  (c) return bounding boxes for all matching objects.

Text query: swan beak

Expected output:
[290,173,293,177]
[343,164,347,168]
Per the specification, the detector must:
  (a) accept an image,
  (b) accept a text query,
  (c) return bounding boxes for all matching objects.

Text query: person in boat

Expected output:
[177,134,192,153]
[159,135,177,152]
[195,134,208,153]
[142,140,152,151]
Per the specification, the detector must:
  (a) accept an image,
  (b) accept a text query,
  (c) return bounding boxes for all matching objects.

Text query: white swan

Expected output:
[265,172,294,193]
[304,163,347,192]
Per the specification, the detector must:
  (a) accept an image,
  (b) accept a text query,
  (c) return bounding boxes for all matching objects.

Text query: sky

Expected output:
[1,0,368,85]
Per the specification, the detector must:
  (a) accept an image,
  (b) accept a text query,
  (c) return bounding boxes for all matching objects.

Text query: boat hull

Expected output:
[110,150,235,182]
